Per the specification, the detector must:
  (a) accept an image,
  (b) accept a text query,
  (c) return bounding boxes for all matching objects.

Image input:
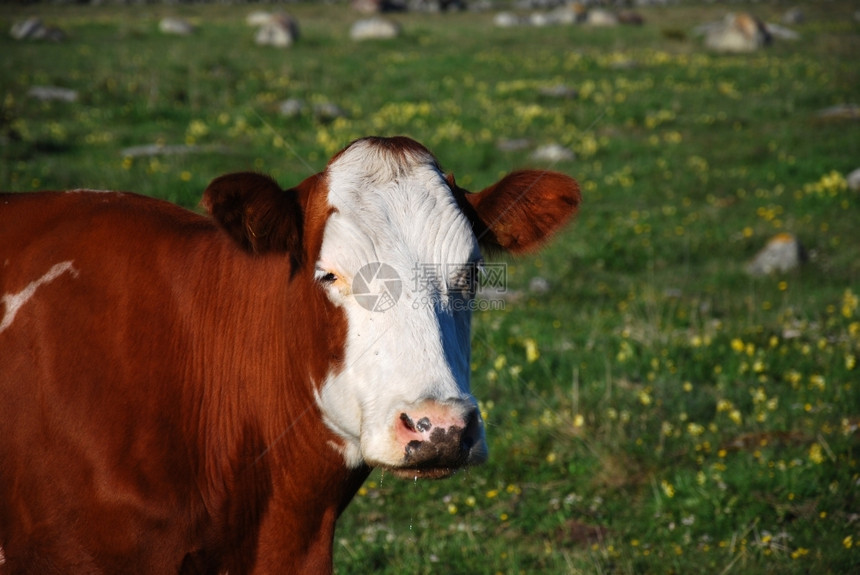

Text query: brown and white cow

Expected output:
[0,136,579,573]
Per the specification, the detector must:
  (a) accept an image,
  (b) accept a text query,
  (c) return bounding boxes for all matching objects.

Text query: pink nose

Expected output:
[395,400,483,470]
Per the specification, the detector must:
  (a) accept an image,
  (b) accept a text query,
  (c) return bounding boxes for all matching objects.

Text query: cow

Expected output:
[0,136,580,574]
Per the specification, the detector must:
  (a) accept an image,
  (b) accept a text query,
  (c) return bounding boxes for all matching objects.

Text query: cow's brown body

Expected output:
[0,137,579,573]
[1,186,366,573]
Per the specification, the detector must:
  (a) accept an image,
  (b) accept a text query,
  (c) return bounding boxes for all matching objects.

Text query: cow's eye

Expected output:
[316,270,338,284]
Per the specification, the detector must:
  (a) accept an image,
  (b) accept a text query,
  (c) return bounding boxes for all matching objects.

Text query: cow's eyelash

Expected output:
[316,270,338,284]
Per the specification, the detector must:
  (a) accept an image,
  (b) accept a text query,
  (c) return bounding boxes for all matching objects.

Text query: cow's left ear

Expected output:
[202,172,303,257]
[450,170,581,254]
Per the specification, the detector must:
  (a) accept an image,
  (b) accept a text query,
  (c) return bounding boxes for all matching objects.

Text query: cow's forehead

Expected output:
[322,140,479,271]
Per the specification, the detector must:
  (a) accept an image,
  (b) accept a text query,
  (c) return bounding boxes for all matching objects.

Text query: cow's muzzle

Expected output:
[390,399,486,479]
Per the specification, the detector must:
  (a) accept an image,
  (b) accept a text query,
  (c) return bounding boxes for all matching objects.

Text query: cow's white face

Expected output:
[201,137,578,477]
[315,139,487,477]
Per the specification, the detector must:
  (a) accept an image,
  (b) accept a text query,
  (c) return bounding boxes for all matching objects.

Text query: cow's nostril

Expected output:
[399,413,444,435]
[400,412,416,432]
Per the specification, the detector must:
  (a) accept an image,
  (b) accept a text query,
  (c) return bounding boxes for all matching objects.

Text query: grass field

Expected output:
[2,1,859,573]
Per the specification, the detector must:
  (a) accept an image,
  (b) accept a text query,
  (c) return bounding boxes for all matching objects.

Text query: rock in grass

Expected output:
[278,99,346,121]
[539,84,578,99]
[27,86,78,103]
[121,144,202,158]
[531,144,574,163]
[159,18,195,36]
[700,13,771,53]
[766,23,800,42]
[816,104,860,121]
[11,17,43,39]
[313,102,348,122]
[255,13,300,48]
[547,4,586,26]
[494,12,521,28]
[279,98,306,118]
[746,233,806,276]
[585,9,619,27]
[10,17,65,42]
[350,17,400,41]
[529,276,550,294]
[846,168,860,192]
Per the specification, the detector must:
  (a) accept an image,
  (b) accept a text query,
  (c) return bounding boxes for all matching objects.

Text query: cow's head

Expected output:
[204,136,580,479]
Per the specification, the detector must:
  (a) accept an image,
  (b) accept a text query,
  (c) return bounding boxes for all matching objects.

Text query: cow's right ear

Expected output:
[451,170,581,255]
[202,172,303,258]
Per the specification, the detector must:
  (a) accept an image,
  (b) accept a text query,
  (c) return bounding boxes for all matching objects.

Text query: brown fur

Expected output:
[0,180,361,573]
[0,137,579,574]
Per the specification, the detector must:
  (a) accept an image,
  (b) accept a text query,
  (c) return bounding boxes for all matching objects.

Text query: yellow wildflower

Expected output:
[809,443,825,464]
[523,338,540,363]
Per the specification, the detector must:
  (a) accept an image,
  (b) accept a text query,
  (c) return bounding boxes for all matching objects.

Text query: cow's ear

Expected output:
[202,172,303,257]
[452,170,581,254]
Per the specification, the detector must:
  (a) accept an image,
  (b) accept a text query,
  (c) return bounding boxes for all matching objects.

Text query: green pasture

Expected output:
[2,1,858,573]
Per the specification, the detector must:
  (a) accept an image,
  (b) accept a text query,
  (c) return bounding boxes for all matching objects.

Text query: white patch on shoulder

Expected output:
[0,261,78,334]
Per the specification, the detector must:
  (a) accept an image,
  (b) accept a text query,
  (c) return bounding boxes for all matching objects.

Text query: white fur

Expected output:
[315,140,485,468]
[0,261,78,334]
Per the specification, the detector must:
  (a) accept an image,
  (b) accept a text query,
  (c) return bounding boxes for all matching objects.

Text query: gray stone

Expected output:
[539,84,578,99]
[10,17,43,40]
[531,144,574,163]
[313,102,348,122]
[529,276,550,294]
[847,168,860,192]
[816,104,860,121]
[745,233,806,276]
[255,13,300,48]
[766,23,799,42]
[585,9,619,27]
[350,17,401,40]
[528,12,553,27]
[546,5,584,26]
[159,17,195,36]
[700,13,770,53]
[120,144,202,158]
[10,17,65,42]
[278,98,306,118]
[27,86,78,103]
[494,12,521,28]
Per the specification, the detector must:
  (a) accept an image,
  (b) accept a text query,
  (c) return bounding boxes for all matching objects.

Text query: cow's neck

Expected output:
[184,239,367,570]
